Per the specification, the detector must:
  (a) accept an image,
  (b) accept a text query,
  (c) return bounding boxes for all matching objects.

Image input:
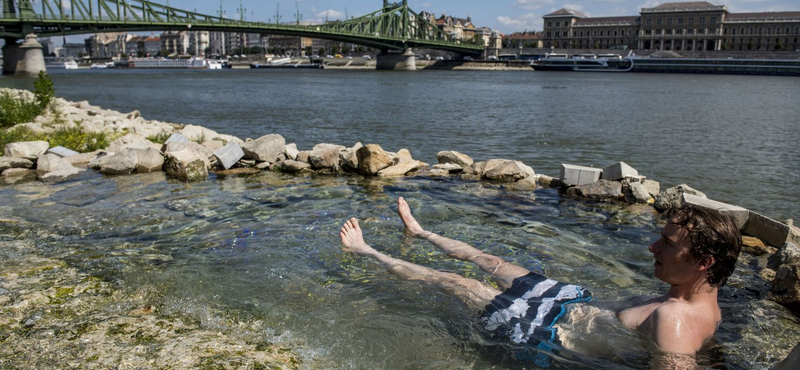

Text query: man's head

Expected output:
[650,207,742,288]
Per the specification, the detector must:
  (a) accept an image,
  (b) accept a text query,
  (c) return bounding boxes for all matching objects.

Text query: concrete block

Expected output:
[164,133,190,145]
[46,146,80,158]
[743,211,791,248]
[602,161,638,181]
[560,164,602,186]
[213,142,245,170]
[681,194,749,230]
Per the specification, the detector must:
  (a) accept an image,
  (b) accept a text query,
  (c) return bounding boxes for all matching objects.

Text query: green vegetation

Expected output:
[147,132,171,144]
[0,71,56,128]
[0,126,114,155]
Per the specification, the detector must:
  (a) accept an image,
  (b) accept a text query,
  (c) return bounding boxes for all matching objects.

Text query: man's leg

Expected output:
[339,217,500,312]
[397,197,530,291]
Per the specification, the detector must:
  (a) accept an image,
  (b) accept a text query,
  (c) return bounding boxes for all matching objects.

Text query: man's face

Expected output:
[649,218,703,285]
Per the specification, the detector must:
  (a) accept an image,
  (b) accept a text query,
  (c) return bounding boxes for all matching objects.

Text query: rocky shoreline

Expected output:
[1,88,798,316]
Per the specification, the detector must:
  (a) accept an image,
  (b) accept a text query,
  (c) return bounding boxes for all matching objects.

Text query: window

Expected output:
[666,29,672,35]
[593,31,597,36]
[555,21,560,27]
[645,30,652,35]
[689,29,694,35]
[668,18,673,25]
[767,27,772,34]
[600,31,604,36]
[732,28,736,35]
[678,17,683,24]
[646,18,652,25]
[688,17,694,24]
[614,31,618,36]
[546,31,551,37]
[750,27,754,34]
[580,31,584,37]
[710,17,716,24]
[657,18,662,25]
[700,17,705,24]
[758,27,762,34]
[547,22,552,27]
[629,29,632,35]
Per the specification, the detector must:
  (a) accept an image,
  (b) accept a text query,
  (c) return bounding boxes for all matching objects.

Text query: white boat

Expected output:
[90,63,107,69]
[207,60,223,69]
[532,56,632,72]
[129,58,207,69]
[46,60,79,69]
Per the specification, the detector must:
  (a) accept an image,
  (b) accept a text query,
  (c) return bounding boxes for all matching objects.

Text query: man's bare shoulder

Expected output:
[647,300,718,354]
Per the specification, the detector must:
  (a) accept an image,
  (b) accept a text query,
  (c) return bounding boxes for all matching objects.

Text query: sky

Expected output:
[21,0,800,46]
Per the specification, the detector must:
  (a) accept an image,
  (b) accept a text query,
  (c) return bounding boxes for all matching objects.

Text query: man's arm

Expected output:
[648,305,703,354]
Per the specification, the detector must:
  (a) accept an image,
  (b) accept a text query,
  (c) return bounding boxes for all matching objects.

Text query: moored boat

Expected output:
[45,60,79,69]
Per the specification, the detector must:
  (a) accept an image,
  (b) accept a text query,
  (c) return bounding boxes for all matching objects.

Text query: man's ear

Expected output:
[697,256,715,271]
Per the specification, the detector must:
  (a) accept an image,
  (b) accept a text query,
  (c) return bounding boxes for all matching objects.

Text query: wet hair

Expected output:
[667,207,742,288]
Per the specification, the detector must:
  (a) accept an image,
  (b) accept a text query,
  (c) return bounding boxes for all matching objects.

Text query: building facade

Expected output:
[543,1,800,51]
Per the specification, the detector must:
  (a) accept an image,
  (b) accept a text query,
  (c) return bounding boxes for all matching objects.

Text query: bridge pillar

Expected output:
[375,49,416,71]
[2,34,46,76]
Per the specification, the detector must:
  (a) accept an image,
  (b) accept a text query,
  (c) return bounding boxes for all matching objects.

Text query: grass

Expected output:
[0,126,116,156]
[147,132,171,144]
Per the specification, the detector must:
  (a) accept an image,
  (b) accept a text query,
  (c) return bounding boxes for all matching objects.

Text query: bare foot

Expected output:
[397,197,425,236]
[339,218,373,254]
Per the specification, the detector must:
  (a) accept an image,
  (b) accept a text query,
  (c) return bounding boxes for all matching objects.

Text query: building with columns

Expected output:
[542,1,800,52]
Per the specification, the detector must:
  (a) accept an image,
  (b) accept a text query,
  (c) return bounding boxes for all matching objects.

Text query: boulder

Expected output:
[339,142,362,172]
[309,143,346,170]
[296,151,310,163]
[164,148,208,181]
[567,179,623,200]
[642,179,661,198]
[88,152,115,170]
[4,141,49,160]
[36,154,74,176]
[202,140,226,151]
[241,134,285,163]
[377,160,428,177]
[132,147,165,173]
[653,184,706,212]
[602,161,638,181]
[99,150,138,175]
[163,133,190,145]
[163,142,212,169]
[0,157,34,172]
[535,174,563,188]
[213,142,245,170]
[436,151,473,167]
[284,143,300,161]
[743,212,793,248]
[560,164,602,186]
[624,180,652,204]
[46,146,79,158]
[463,159,506,178]
[180,125,243,145]
[771,242,800,315]
[66,150,105,167]
[280,160,313,173]
[432,163,463,173]
[508,177,538,191]
[40,167,83,184]
[106,133,154,153]
[484,160,535,182]
[396,149,413,163]
[357,144,394,176]
[681,194,749,230]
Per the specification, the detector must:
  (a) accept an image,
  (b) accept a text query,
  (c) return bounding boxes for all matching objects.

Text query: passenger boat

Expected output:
[45,60,79,69]
[532,57,632,72]
[625,57,800,76]
[129,58,208,69]
[89,62,114,69]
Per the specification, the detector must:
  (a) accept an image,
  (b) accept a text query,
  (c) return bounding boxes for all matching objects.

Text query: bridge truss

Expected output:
[0,0,484,54]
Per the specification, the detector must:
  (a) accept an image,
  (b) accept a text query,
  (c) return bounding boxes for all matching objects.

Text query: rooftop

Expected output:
[544,8,588,18]
[642,1,726,12]
[726,11,800,21]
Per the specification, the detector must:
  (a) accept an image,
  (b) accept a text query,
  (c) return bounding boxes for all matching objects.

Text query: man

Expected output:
[339,197,742,362]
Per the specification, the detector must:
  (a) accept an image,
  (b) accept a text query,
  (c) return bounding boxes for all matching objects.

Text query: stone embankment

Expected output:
[1,89,798,315]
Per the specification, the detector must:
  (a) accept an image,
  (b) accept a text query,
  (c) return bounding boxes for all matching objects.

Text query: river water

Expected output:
[1,69,799,369]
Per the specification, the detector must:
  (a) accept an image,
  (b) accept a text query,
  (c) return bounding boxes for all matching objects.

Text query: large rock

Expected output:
[602,161,638,181]
[36,154,74,176]
[99,150,138,175]
[66,150,106,167]
[164,148,208,181]
[163,142,212,169]
[0,157,34,172]
[484,160,535,182]
[567,179,623,200]
[132,147,165,173]
[436,151,473,167]
[396,149,413,163]
[743,212,793,248]
[40,167,83,184]
[339,142,362,172]
[309,143,346,170]
[213,142,245,170]
[284,143,300,161]
[88,152,115,170]
[106,133,155,153]
[642,179,661,198]
[771,242,800,315]
[681,194,749,230]
[4,141,49,160]
[280,160,312,173]
[241,134,285,163]
[357,144,393,176]
[560,164,602,186]
[624,180,652,204]
[377,160,428,177]
[654,184,707,212]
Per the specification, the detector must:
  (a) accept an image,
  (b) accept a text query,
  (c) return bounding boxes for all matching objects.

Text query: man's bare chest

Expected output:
[617,301,663,330]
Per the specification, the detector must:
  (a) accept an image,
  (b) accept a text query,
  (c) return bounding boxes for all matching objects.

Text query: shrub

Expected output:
[0,72,56,128]
[0,126,114,155]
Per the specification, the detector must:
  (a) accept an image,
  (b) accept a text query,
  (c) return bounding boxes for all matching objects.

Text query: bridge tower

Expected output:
[2,0,46,75]
[375,0,416,71]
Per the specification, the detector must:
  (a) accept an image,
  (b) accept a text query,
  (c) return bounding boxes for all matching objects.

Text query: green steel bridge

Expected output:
[0,0,484,55]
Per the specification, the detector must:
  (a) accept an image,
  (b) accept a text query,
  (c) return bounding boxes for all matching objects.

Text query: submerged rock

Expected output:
[377,160,428,177]
[279,160,312,173]
[567,179,623,201]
